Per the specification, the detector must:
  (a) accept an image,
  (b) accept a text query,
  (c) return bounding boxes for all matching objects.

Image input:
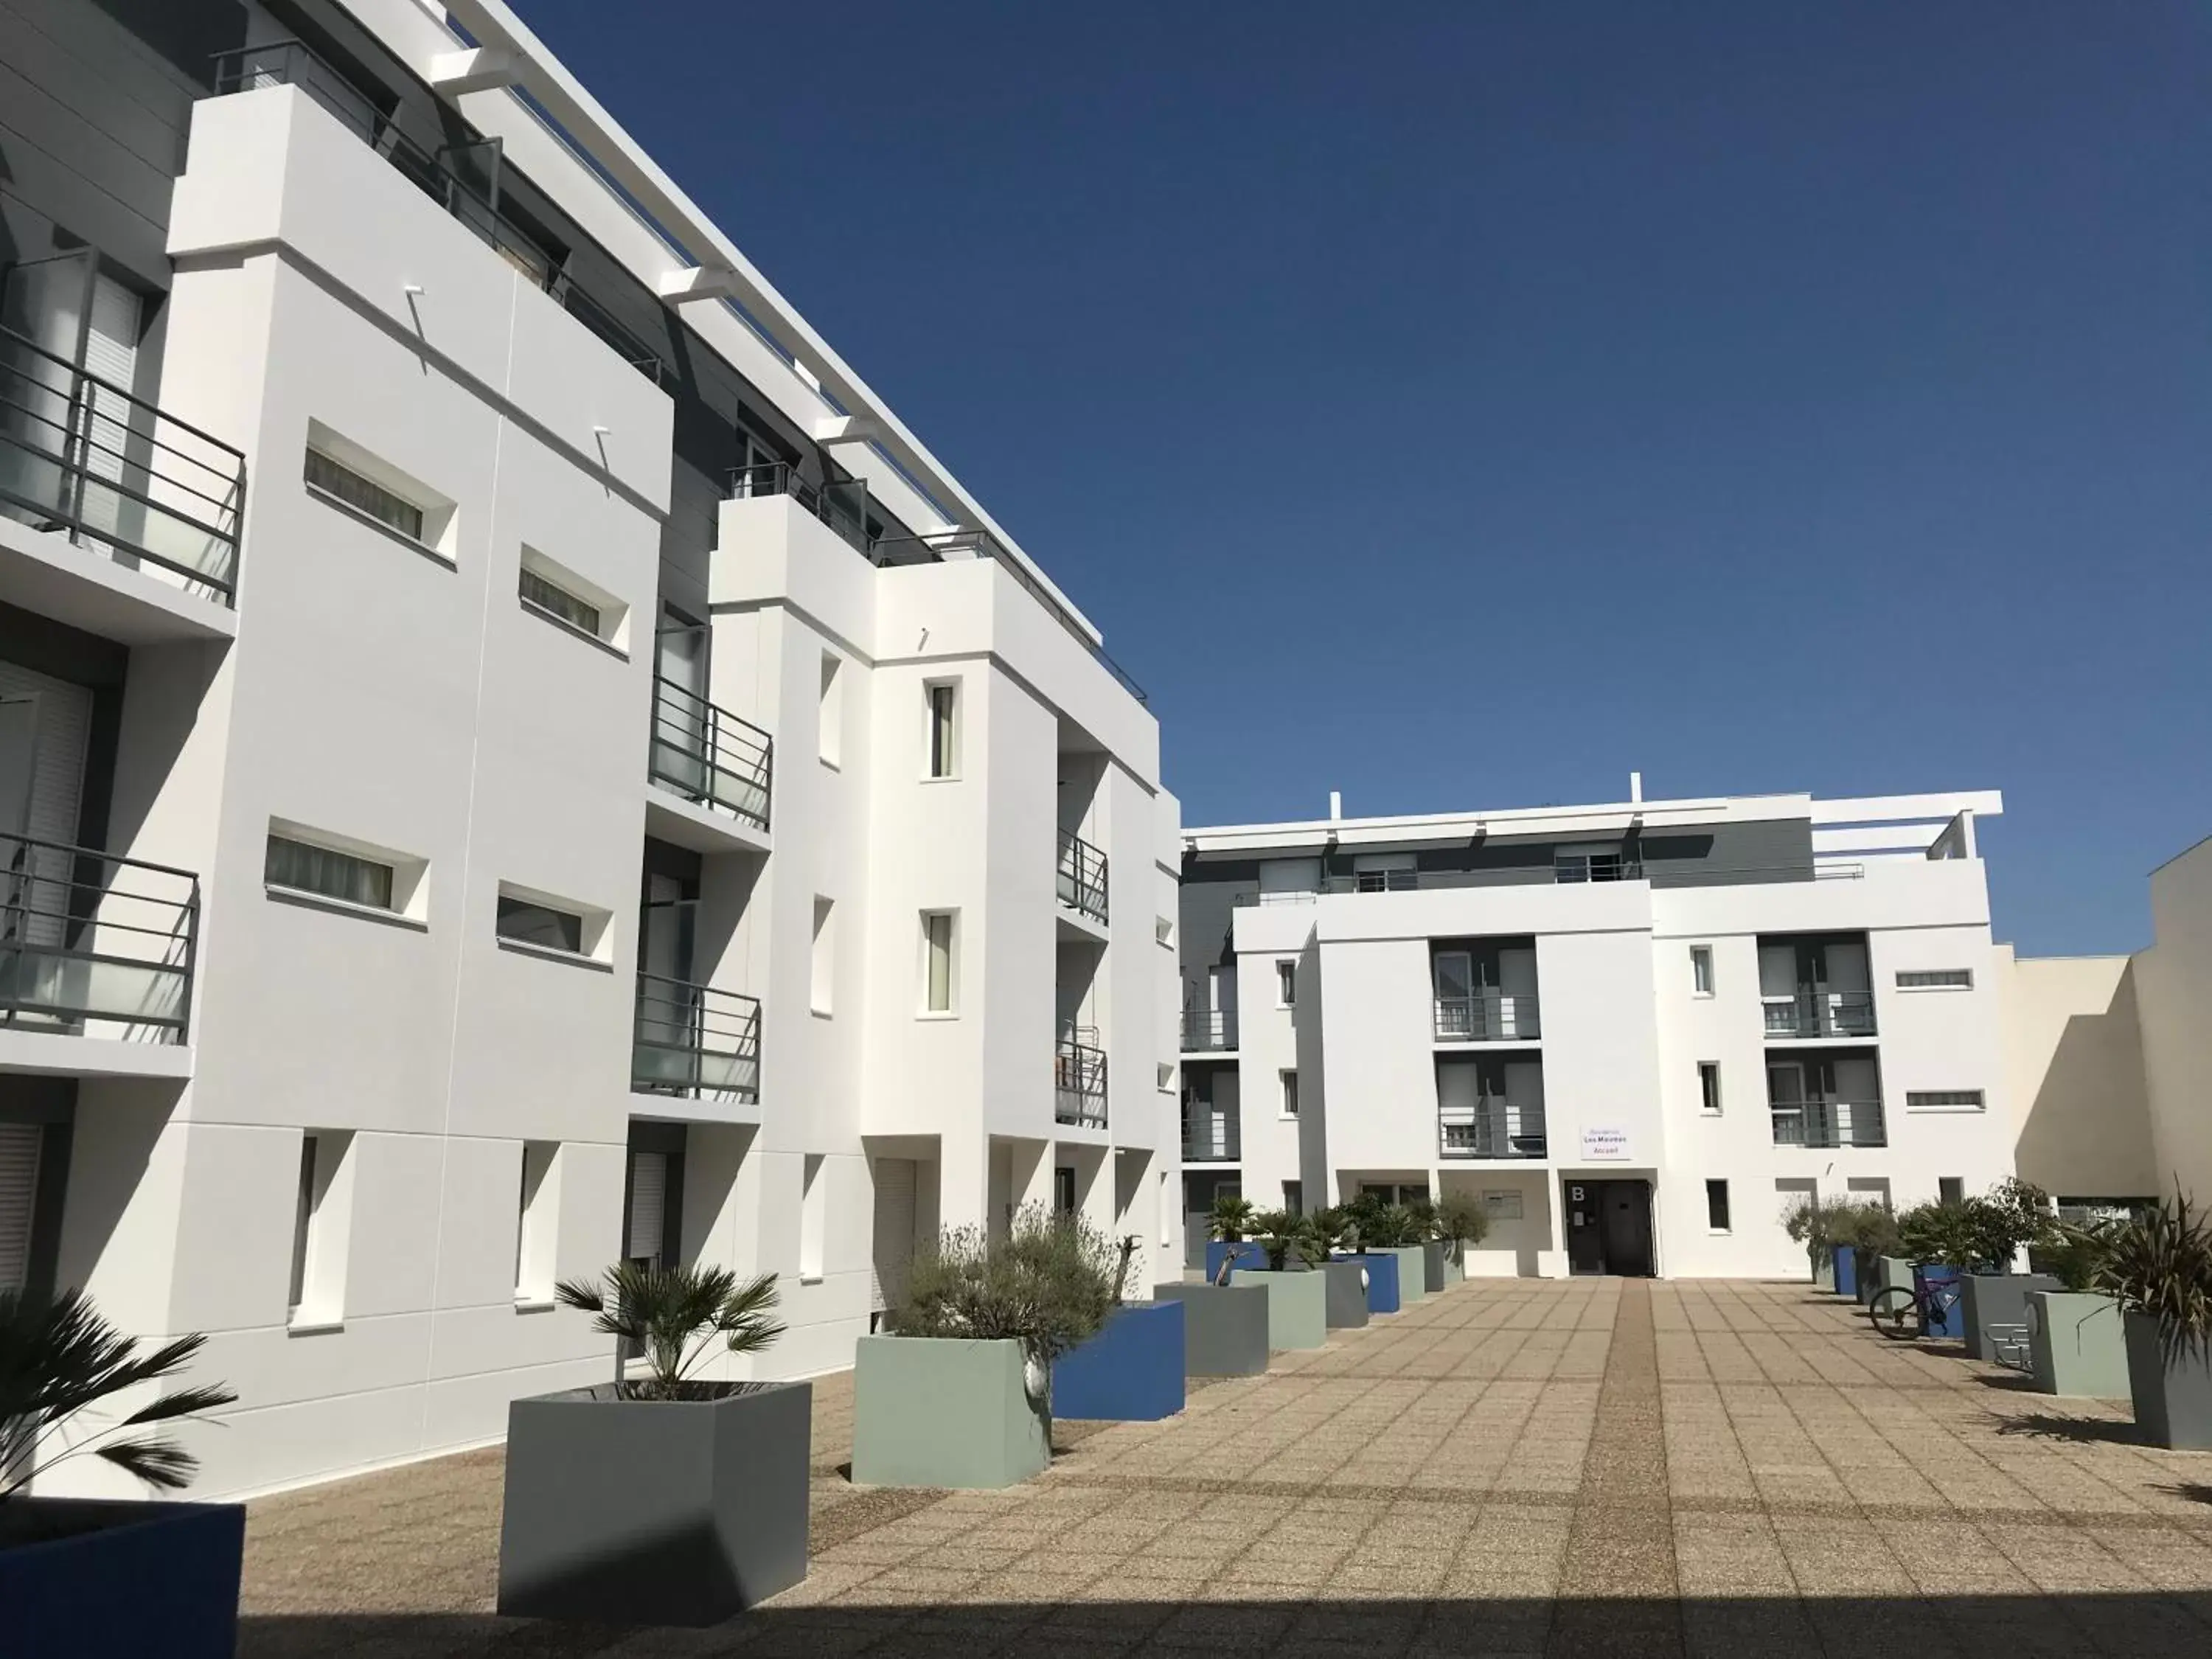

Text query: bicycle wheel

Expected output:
[1868,1287,1919,1339]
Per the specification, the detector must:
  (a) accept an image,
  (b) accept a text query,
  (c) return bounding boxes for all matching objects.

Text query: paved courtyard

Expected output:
[238,1278,2212,1656]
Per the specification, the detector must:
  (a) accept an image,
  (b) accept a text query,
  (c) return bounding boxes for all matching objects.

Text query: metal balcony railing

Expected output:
[1057,829,1108,925]
[1181,1009,1239,1052]
[727,461,873,558]
[1433,991,1541,1043]
[1770,1099,1886,1149]
[1762,990,1878,1040]
[648,676,772,832]
[1054,1035,1107,1128]
[0,832,200,1043]
[1181,1108,1239,1163]
[631,973,760,1102]
[0,325,245,605]
[208,41,666,386]
[1439,1100,1548,1160]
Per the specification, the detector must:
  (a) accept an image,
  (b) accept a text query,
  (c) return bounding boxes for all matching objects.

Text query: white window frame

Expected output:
[1705,1178,1731,1234]
[494,881,611,964]
[924,678,959,779]
[520,546,630,655]
[1276,959,1297,1008]
[1905,1089,1986,1113]
[302,420,455,559]
[919,909,958,1015]
[811,896,836,1016]
[264,820,426,922]
[515,1141,559,1307]
[818,653,844,768]
[1697,1061,1723,1116]
[1689,945,1714,998]
[799,1154,827,1283]
[1896,969,1974,992]
[1279,1069,1299,1119]
[288,1130,354,1331]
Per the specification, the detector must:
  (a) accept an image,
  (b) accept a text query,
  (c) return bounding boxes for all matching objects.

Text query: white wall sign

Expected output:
[1579,1126,1630,1161]
[1481,1189,1523,1221]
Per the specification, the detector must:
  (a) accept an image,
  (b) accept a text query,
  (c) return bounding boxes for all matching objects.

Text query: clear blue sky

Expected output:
[516,1,2208,956]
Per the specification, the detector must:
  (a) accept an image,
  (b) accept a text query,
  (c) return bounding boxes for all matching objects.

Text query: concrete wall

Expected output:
[1995,947,2157,1201]
[2140,839,2212,1206]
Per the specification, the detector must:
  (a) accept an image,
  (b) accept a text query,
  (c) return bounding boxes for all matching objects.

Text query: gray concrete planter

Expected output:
[1391,1245,1429,1300]
[498,1379,811,1624]
[1154,1281,1271,1375]
[852,1336,1048,1489]
[1877,1256,1913,1297]
[1421,1241,1451,1292]
[1320,1259,1371,1328]
[1960,1273,2062,1361]
[2027,1291,2129,1399]
[1437,1243,1467,1286]
[1236,1269,1328,1349]
[2124,1312,2212,1451]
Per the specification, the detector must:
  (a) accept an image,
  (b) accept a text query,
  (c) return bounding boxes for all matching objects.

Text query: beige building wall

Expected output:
[2138,838,2212,1206]
[1995,945,2157,1202]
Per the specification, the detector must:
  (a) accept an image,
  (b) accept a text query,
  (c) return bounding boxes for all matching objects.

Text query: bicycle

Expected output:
[1867,1271,1961,1340]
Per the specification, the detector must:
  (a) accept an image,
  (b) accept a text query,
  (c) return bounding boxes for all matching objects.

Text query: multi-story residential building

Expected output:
[1178,782,2014,1278]
[0,0,1179,1500]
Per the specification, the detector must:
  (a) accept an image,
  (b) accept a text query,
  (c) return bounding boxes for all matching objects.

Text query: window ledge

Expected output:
[1691,991,1715,1001]
[266,883,428,931]
[1896,984,1974,994]
[513,1298,557,1315]
[914,1010,959,1022]
[799,1275,824,1287]
[304,481,455,568]
[919,773,961,785]
[810,1007,834,1020]
[818,756,841,773]
[496,935,613,973]
[287,1317,344,1338]
[520,596,627,661]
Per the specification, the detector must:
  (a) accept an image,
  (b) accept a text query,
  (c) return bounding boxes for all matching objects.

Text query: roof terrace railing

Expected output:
[726,460,872,557]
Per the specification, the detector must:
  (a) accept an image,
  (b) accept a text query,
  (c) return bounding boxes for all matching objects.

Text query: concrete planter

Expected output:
[0,1499,243,1659]
[1334,1251,1402,1314]
[1812,1249,1835,1292]
[1393,1245,1430,1300]
[2124,1312,2212,1452]
[1437,1243,1467,1285]
[1832,1245,1859,1299]
[498,1379,811,1623]
[1851,1247,1882,1306]
[1910,1264,1966,1340]
[1203,1239,1267,1280]
[1052,1302,1186,1421]
[1422,1240,1451,1293]
[1877,1256,1913,1297]
[1960,1273,2062,1361]
[1236,1269,1329,1349]
[2027,1291,2129,1399]
[852,1337,1048,1489]
[1320,1259,1371,1327]
[1153,1281,1271,1375]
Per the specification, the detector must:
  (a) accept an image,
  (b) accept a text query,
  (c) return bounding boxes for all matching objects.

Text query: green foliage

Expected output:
[1898,1201,1983,1269]
[1208,1194,1256,1242]
[1968,1178,2058,1268]
[2090,1189,2212,1353]
[1781,1194,1860,1252]
[1835,1202,1902,1253]
[1432,1192,1491,1248]
[0,1287,238,1500]
[556,1262,784,1401]
[2042,1224,2114,1293]
[1307,1206,1354,1255]
[1247,1209,1323,1271]
[888,1206,1117,1366]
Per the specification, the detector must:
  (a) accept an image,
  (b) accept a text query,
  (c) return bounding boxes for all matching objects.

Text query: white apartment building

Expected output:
[0,0,1180,1500]
[1178,784,2016,1279]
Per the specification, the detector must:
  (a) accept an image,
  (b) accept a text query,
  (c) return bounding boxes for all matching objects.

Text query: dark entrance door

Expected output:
[1562,1178,1655,1276]
[1564,1180,1606,1275]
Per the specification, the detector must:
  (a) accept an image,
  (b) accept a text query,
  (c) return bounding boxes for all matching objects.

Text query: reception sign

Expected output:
[1579,1126,1630,1161]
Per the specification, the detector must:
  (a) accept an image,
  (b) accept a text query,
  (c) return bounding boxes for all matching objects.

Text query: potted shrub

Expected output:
[2090,1192,2212,1449]
[498,1262,801,1624]
[2026,1225,2129,1399]
[1053,1235,1186,1422]
[1896,1200,1983,1339]
[1229,1210,1328,1350]
[0,1287,242,1659]
[1958,1178,2062,1361]
[1300,1208,1370,1328]
[855,1206,1114,1486]
[1203,1193,1265,1280]
[1351,1195,1430,1301]
[1843,1203,1903,1307]
[1326,1202,1405,1314]
[1782,1194,1850,1292]
[1432,1192,1490,1287]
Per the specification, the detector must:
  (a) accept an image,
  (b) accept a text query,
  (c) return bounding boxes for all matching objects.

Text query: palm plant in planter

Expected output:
[1205,1193,1262,1279]
[0,1288,243,1659]
[496,1263,806,1624]
[2089,1191,2212,1449]
[1247,1209,1322,1272]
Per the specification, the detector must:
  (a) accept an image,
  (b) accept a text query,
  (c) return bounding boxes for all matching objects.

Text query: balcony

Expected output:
[1181,1009,1239,1053]
[647,677,772,833]
[1054,1033,1107,1129]
[1057,830,1108,926]
[631,973,759,1104]
[1,325,244,608]
[1439,1099,1548,1160]
[0,834,198,1048]
[208,41,666,386]
[1433,991,1540,1043]
[1763,990,1877,1040]
[1182,1107,1240,1163]
[1770,1099,1886,1149]
[729,461,872,559]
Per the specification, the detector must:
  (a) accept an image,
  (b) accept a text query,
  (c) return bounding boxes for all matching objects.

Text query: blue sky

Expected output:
[516,1,2208,956]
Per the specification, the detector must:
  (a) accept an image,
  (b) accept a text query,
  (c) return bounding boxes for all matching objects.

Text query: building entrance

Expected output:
[1562,1178,1655,1277]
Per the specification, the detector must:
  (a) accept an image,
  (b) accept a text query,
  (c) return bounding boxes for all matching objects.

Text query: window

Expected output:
[1698,1062,1722,1116]
[1555,843,1626,883]
[515,1142,557,1303]
[1276,960,1297,1007]
[925,681,959,778]
[1157,1062,1175,1092]
[1482,1189,1524,1221]
[518,546,630,651]
[811,897,835,1015]
[288,1137,318,1312]
[305,445,423,540]
[1705,1180,1731,1233]
[1054,1166,1077,1216]
[800,1154,827,1281]
[1938,1177,1965,1206]
[288,1130,352,1326]
[1156,916,1175,948]
[1846,1177,1891,1209]
[1280,1070,1299,1119]
[922,911,956,1013]
[1690,945,1714,997]
[1897,969,1974,991]
[818,653,843,767]
[519,565,599,636]
[1284,1180,1303,1217]
[266,832,394,911]
[1907,1090,1986,1111]
[497,893,583,954]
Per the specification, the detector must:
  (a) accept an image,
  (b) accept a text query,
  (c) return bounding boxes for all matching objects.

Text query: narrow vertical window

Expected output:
[288,1130,352,1324]
[1280,1070,1299,1118]
[926,681,958,778]
[1690,945,1714,997]
[817,652,843,767]
[922,911,955,1012]
[1705,1180,1731,1232]
[800,1154,827,1281]
[515,1142,557,1302]
[1938,1177,1965,1206]
[1698,1062,1722,1116]
[1276,959,1297,1007]
[288,1135,319,1313]
[811,896,835,1015]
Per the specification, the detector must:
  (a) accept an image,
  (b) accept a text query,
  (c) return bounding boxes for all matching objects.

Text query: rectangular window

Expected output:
[497,894,584,954]
[1705,1179,1731,1233]
[515,1141,557,1302]
[1054,1166,1077,1216]
[625,1150,667,1268]
[520,565,601,636]
[1690,945,1714,997]
[1896,969,1974,990]
[1938,1177,1965,1206]
[922,911,955,1012]
[811,896,835,1015]
[1698,1062,1722,1116]
[1276,960,1297,1007]
[926,681,958,778]
[1284,1180,1303,1217]
[818,653,843,767]
[1907,1090,1986,1110]
[1555,844,1625,883]
[1157,1061,1175,1092]
[288,1130,352,1326]
[266,832,394,911]
[1280,1070,1299,1119]
[800,1154,827,1281]
[305,445,424,540]
[1156,916,1175,948]
[288,1136,319,1312]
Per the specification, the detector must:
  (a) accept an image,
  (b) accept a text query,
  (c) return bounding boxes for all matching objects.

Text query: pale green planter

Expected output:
[2027,1292,2129,1399]
[1877,1256,1913,1295]
[1234,1270,1328,1349]
[1437,1245,1466,1287]
[851,1336,1046,1489]
[1391,1245,1428,1300]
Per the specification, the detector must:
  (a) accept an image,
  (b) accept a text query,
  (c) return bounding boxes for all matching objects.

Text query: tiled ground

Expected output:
[237,1278,2212,1657]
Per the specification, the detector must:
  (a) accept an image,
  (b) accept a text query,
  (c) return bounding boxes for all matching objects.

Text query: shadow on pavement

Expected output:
[1994,1410,2149,1446]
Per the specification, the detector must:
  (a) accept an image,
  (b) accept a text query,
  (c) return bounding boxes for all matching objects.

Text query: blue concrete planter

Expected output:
[1333,1251,1401,1314]
[1053,1302,1186,1422]
[0,1498,243,1659]
[1204,1239,1267,1279]
[1913,1264,1966,1339]
[1832,1245,1858,1299]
